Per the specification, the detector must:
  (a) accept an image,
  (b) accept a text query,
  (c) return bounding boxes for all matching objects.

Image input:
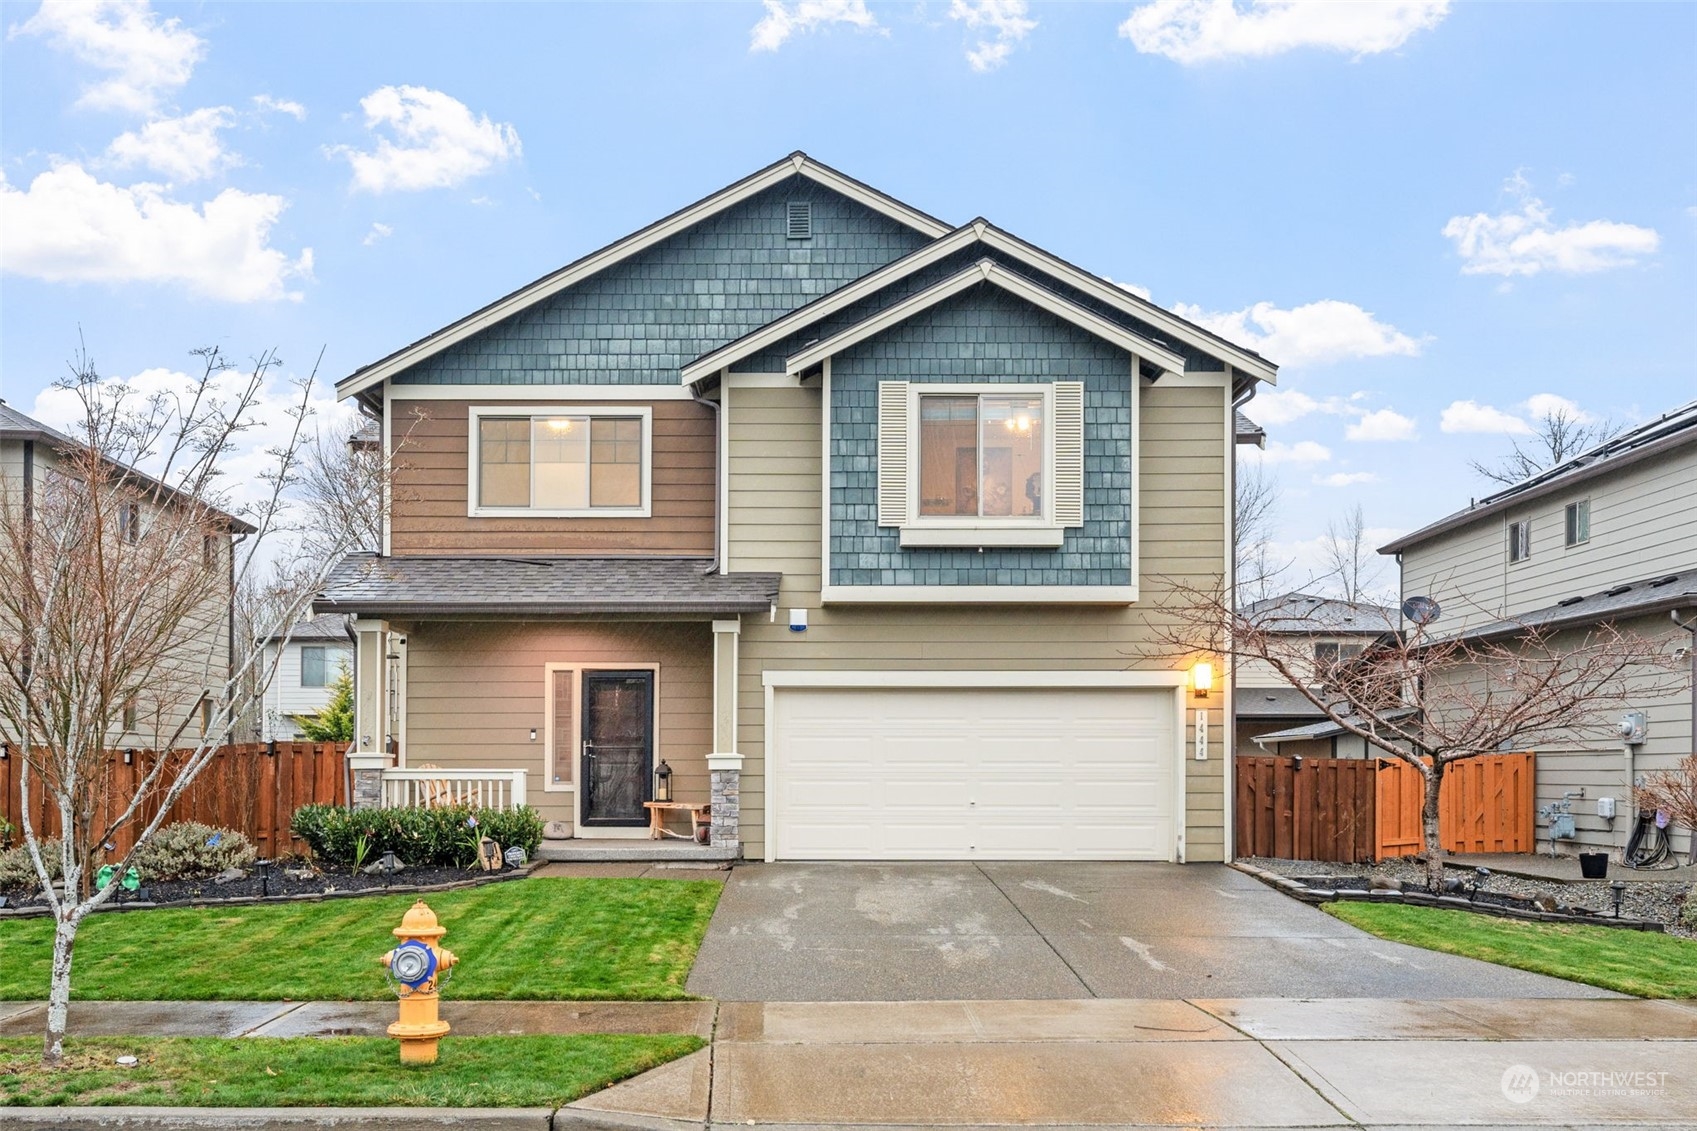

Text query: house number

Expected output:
[1194,709,1208,761]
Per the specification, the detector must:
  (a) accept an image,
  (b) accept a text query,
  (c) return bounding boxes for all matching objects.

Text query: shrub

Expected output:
[130,822,257,881]
[0,839,61,891]
[290,804,544,869]
[298,665,354,742]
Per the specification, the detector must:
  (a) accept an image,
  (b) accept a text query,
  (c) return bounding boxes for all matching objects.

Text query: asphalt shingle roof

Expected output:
[1453,566,1697,642]
[1244,592,1398,634]
[1236,686,1335,720]
[315,553,781,617]
[261,612,352,644]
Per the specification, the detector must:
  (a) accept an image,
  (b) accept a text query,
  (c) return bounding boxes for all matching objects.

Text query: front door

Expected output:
[580,670,654,827]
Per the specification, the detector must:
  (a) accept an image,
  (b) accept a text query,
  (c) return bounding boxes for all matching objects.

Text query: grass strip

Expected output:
[0,878,721,1002]
[1326,901,1697,998]
[0,1034,703,1107]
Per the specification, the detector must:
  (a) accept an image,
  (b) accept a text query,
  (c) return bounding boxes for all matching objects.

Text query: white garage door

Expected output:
[769,686,1178,860]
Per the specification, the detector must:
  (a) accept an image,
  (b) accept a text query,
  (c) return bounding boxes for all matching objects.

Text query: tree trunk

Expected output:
[43,910,79,1065]
[1421,768,1445,891]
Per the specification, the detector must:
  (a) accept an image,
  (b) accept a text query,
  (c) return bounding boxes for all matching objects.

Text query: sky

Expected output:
[2,0,1693,595]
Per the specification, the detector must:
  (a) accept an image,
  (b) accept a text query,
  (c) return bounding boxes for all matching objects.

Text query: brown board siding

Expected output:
[401,619,713,827]
[390,399,715,556]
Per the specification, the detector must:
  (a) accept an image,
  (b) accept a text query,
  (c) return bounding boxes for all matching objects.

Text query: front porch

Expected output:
[317,553,781,856]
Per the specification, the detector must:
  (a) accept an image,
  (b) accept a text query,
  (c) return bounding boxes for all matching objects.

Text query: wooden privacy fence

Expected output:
[0,742,348,859]
[1235,751,1536,863]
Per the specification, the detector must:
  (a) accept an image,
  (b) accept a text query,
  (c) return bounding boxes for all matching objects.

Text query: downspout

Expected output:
[229,531,244,739]
[1227,375,1259,863]
[690,384,723,571]
[1678,609,1697,864]
[20,440,34,568]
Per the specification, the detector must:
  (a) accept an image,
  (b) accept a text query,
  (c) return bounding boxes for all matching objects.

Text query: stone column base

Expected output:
[347,752,390,810]
[707,752,743,850]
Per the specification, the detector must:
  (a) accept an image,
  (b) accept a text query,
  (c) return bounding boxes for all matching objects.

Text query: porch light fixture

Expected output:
[1191,662,1213,699]
[123,748,135,766]
[654,760,673,803]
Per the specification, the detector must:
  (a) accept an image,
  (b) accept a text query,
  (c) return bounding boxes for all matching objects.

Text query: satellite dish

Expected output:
[1402,596,1441,625]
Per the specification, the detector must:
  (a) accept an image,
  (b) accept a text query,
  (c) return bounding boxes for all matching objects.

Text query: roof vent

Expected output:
[1558,596,1586,607]
[1605,584,1633,597]
[1650,574,1680,588]
[786,200,812,240]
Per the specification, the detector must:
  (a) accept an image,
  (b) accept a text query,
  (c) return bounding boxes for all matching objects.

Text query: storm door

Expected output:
[580,670,654,827]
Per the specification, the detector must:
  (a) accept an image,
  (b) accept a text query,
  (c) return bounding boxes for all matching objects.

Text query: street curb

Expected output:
[1228,860,1666,931]
[0,1107,553,1129]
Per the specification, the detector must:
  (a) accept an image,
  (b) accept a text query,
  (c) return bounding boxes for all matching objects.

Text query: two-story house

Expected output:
[1,400,253,750]
[316,153,1278,863]
[256,614,354,741]
[1380,400,1697,860]
[1234,592,1397,759]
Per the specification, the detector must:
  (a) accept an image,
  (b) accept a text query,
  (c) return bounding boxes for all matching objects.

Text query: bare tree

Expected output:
[1234,458,1287,606]
[1635,755,1697,868]
[1318,504,1388,605]
[298,421,385,553]
[1149,585,1680,888]
[1471,405,1621,486]
[0,345,389,1064]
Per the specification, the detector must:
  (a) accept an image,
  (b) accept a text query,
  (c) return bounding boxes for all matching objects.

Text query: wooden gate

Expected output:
[1235,751,1537,862]
[0,742,348,858]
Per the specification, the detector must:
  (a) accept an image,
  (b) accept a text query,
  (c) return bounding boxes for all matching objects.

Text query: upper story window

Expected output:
[876,381,1084,549]
[1564,499,1590,546]
[1508,518,1531,563]
[119,502,140,544]
[301,645,328,688]
[919,394,1045,519]
[468,406,652,518]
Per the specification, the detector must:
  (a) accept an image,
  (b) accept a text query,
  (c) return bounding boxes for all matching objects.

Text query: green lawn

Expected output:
[0,878,721,1002]
[1326,902,1697,998]
[0,1034,703,1107]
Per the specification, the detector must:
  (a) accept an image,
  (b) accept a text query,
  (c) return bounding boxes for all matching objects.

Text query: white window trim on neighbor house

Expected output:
[466,404,653,519]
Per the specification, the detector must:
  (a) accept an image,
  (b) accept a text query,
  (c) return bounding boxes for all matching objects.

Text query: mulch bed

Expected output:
[0,861,535,918]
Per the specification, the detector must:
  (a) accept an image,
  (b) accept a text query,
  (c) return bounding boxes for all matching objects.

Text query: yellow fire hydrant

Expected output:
[380,900,458,1064]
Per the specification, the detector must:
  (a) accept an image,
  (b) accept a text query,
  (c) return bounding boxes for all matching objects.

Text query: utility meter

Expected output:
[1618,711,1648,745]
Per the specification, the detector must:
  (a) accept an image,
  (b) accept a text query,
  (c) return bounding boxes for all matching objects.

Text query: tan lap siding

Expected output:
[389,398,715,556]
[725,380,1231,861]
[402,619,713,826]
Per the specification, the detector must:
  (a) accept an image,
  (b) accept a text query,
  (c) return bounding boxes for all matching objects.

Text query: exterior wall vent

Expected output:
[787,200,812,240]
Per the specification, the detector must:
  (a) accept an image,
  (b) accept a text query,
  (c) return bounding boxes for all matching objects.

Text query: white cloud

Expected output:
[1104,276,1152,300]
[1120,0,1448,65]
[749,0,882,52]
[333,86,521,194]
[1443,174,1659,277]
[1345,408,1417,442]
[1315,471,1378,487]
[1522,392,1590,422]
[950,0,1036,72]
[12,0,204,114]
[1252,439,1331,465]
[1171,298,1422,368]
[1440,400,1533,436]
[253,94,306,120]
[1248,389,1366,426]
[0,162,312,302]
[362,221,393,247]
[106,106,237,182]
[30,362,358,521]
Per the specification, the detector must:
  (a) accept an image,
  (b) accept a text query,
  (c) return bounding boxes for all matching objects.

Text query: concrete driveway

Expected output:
[687,861,1619,1001]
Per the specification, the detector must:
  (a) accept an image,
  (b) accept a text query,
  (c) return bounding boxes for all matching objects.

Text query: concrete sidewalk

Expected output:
[7,996,1695,1126]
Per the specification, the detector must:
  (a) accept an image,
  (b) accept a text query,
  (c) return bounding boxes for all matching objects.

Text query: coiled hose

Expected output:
[1623,810,1671,868]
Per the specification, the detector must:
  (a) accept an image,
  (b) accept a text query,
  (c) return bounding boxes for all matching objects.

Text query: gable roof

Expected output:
[335,153,951,401]
[784,259,1189,376]
[1445,566,1697,643]
[1244,591,1399,634]
[680,218,1279,384]
[1380,398,1697,555]
[0,400,257,534]
[1234,410,1266,448]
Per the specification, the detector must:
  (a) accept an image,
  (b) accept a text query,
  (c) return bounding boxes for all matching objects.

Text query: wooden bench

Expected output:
[643,801,711,841]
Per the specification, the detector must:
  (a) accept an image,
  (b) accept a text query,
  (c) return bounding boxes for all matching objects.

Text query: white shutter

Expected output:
[1052,381,1085,527]
[877,381,910,527]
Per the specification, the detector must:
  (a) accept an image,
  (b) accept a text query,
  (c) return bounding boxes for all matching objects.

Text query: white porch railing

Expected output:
[380,768,529,810]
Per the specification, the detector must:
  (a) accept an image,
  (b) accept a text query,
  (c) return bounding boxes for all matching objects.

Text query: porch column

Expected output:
[350,617,391,809]
[709,619,742,850]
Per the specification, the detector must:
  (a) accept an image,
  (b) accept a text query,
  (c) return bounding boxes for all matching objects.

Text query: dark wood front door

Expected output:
[581,670,654,827]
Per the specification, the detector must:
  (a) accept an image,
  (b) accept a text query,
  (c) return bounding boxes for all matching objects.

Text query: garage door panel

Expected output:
[772,685,1178,861]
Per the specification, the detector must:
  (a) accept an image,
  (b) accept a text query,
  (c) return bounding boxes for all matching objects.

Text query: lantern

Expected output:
[654,759,673,803]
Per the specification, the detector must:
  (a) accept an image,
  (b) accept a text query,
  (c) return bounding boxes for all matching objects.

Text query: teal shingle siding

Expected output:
[393,181,932,386]
[828,284,1134,588]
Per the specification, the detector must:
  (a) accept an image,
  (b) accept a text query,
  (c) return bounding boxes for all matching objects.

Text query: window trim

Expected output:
[466,404,653,519]
[1564,498,1591,547]
[900,382,1060,547]
[300,645,329,689]
[1508,518,1531,564]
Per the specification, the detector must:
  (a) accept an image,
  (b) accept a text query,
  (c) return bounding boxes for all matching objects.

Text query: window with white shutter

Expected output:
[877,381,910,527]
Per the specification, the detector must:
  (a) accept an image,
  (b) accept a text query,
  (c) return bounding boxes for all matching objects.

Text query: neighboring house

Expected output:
[316,152,1278,862]
[258,614,354,741]
[0,400,254,749]
[1380,400,1697,859]
[1235,592,1397,759]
